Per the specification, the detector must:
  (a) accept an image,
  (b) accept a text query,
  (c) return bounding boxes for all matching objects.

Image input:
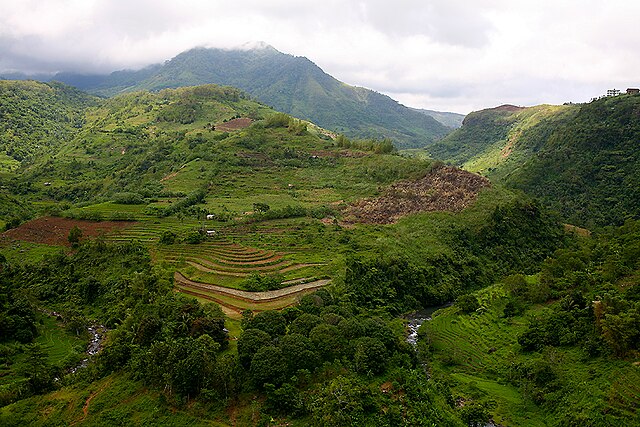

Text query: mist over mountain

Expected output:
[48,45,453,148]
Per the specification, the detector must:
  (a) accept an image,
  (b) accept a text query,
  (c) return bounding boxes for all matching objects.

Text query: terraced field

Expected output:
[97,217,332,316]
[426,287,525,373]
[423,285,640,425]
[174,272,331,318]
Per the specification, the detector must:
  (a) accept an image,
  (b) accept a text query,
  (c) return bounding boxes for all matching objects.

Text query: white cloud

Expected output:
[0,0,639,113]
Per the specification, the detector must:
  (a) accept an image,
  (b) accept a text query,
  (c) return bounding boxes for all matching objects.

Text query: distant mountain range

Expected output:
[2,45,462,148]
[411,108,465,128]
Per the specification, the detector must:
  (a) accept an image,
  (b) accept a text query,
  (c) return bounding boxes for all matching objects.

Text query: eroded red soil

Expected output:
[2,216,135,246]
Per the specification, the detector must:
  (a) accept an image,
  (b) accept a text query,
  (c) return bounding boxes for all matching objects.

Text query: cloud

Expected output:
[0,0,639,112]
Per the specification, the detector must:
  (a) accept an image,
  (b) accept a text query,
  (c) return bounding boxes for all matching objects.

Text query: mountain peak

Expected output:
[238,41,276,52]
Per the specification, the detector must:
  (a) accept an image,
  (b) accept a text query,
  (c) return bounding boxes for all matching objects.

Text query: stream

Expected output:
[405,303,451,347]
[69,324,107,374]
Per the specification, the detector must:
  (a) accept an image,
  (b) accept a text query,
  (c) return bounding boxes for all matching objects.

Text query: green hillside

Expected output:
[425,104,578,170]
[422,219,640,426]
[507,96,640,227]
[2,80,636,426]
[53,46,451,149]
[423,96,640,227]
[0,80,97,165]
[412,108,466,128]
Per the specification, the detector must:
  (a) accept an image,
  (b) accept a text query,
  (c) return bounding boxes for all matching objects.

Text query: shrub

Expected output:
[112,192,145,205]
[184,230,205,244]
[456,294,480,314]
[159,231,177,245]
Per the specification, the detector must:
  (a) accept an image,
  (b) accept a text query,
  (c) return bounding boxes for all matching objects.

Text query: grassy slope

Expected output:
[424,104,578,174]
[423,282,639,426]
[0,373,231,426]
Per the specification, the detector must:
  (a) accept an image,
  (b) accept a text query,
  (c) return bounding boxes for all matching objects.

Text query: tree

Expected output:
[17,344,56,394]
[278,333,319,375]
[353,337,388,375]
[309,324,346,362]
[245,311,286,337]
[250,345,286,387]
[68,225,83,247]
[237,328,271,368]
[289,313,322,337]
[310,376,376,426]
[456,294,480,314]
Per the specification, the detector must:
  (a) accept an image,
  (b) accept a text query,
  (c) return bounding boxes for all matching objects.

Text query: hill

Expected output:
[0,80,97,165]
[52,45,452,149]
[424,96,640,227]
[412,108,466,128]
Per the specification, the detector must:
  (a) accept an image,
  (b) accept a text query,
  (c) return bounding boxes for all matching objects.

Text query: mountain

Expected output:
[52,46,452,148]
[425,96,640,227]
[412,108,465,128]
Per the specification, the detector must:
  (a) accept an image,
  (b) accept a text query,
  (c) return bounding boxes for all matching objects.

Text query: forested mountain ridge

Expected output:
[412,108,466,128]
[51,46,452,149]
[425,95,640,227]
[0,80,97,165]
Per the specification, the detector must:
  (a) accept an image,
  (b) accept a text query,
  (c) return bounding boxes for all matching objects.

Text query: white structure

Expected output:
[206,214,215,220]
[607,89,621,97]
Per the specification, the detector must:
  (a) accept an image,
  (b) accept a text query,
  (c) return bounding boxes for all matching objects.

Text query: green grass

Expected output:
[34,315,87,366]
[0,241,65,264]
[0,373,232,426]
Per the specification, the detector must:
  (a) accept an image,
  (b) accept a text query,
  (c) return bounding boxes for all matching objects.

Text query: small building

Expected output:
[206,214,215,220]
[607,89,621,97]
[206,230,216,236]
[626,88,640,95]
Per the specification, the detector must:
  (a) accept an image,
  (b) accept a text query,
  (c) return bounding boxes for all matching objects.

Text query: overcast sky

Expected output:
[1,0,639,113]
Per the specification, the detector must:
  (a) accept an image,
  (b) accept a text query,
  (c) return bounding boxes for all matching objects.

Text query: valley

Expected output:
[0,76,638,426]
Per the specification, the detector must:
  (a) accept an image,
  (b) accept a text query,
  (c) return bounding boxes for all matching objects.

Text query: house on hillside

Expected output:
[607,89,621,97]
[626,88,640,95]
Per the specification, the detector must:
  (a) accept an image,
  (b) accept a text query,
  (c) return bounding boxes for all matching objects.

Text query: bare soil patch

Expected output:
[2,216,136,246]
[343,165,490,224]
[216,117,253,132]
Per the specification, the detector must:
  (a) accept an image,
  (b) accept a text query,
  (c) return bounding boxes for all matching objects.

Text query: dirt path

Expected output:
[174,272,331,302]
[71,379,112,425]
